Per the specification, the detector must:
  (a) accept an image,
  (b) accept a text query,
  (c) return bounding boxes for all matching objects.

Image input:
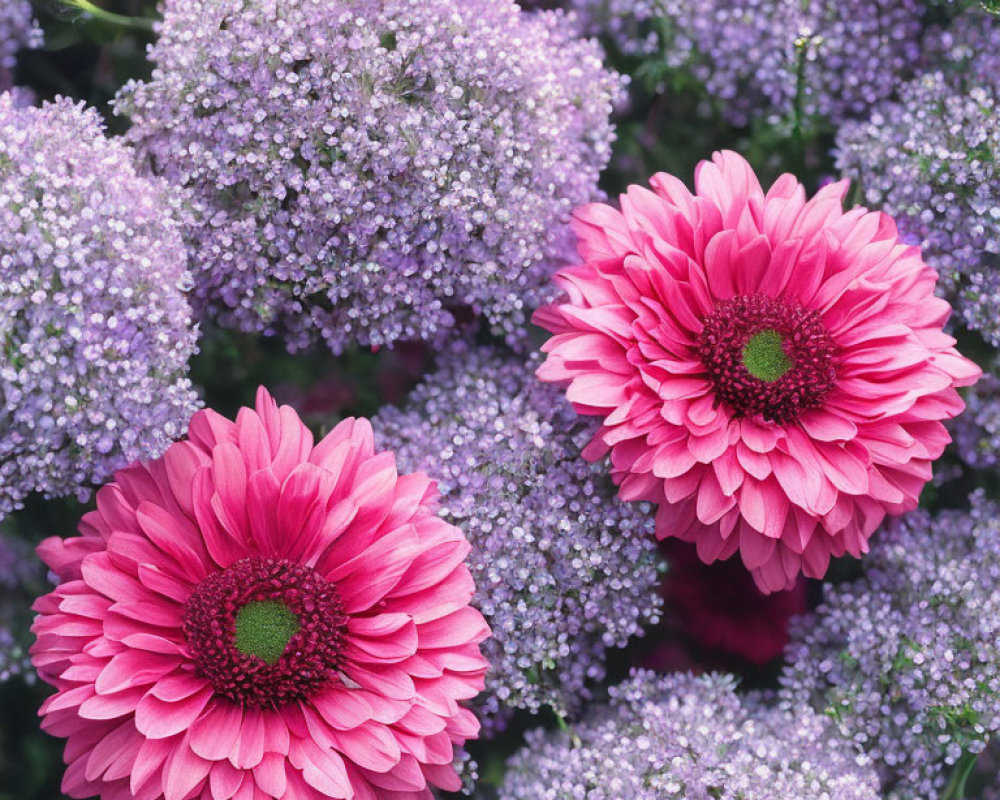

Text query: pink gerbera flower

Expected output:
[534,150,980,593]
[31,388,489,800]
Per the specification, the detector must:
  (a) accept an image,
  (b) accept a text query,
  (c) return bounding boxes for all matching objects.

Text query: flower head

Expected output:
[780,495,1000,798]
[535,150,980,592]
[499,669,880,800]
[31,388,489,800]
[375,344,662,724]
[115,0,622,353]
[0,94,200,520]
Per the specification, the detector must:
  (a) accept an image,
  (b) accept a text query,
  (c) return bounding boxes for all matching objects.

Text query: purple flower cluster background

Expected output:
[1,0,1000,797]
[501,671,881,800]
[376,343,662,726]
[0,94,199,519]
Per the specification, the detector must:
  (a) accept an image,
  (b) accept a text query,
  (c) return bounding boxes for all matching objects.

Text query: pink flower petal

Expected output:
[190,700,244,761]
[133,685,213,740]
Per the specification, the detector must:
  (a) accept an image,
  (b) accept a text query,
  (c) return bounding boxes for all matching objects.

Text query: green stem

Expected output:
[553,709,584,748]
[554,709,569,733]
[941,750,980,800]
[55,0,156,32]
[791,35,808,170]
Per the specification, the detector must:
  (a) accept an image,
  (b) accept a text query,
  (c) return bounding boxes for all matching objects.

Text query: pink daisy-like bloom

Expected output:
[31,388,489,800]
[534,150,981,593]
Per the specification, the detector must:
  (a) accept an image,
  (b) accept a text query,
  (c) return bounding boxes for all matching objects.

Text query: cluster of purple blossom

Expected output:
[0,530,46,682]
[376,344,662,724]
[0,0,625,520]
[949,366,1000,471]
[0,95,200,519]
[520,0,662,55]
[1,0,1000,797]
[780,493,1000,799]
[538,0,927,127]
[837,8,1000,347]
[115,0,622,353]
[497,670,881,799]
[0,0,38,94]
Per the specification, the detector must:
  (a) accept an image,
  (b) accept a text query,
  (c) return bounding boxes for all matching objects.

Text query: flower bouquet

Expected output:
[2,1,999,799]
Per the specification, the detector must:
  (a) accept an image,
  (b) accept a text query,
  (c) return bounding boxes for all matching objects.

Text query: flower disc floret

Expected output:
[115,0,622,352]
[233,602,299,665]
[698,293,838,422]
[183,556,347,706]
[0,94,200,520]
[534,150,980,592]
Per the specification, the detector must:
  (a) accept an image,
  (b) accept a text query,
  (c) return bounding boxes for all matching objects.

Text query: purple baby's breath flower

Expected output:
[521,0,662,55]
[0,95,200,519]
[948,366,1000,471]
[499,670,880,799]
[116,0,623,353]
[531,0,925,126]
[374,344,662,725]
[780,494,1000,798]
[836,9,1000,345]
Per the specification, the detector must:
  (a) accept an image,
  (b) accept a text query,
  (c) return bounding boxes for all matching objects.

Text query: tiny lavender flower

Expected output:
[836,9,1000,345]
[780,494,1000,799]
[375,344,662,724]
[499,670,880,800]
[116,0,622,353]
[0,95,200,519]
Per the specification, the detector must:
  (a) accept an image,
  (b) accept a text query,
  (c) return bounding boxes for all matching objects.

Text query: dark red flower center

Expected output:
[183,556,347,706]
[697,294,838,423]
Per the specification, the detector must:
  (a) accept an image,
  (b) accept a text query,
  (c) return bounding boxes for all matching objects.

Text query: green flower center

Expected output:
[742,329,791,382]
[234,600,300,664]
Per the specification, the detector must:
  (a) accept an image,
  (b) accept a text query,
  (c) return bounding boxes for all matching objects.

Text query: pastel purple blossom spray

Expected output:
[0,95,200,518]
